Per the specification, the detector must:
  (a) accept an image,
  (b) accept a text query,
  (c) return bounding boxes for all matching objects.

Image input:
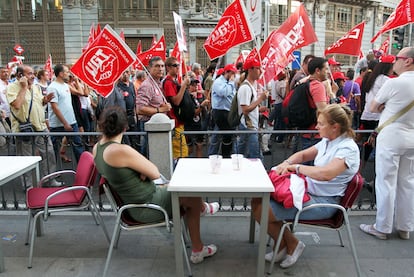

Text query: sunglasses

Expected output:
[395,56,411,61]
[169,64,180,67]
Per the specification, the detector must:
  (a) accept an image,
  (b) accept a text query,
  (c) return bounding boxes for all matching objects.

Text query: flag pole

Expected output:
[389,30,392,55]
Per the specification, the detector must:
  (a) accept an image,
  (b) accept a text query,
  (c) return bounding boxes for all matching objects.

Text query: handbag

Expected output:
[367,99,414,147]
[268,171,311,209]
[10,88,34,142]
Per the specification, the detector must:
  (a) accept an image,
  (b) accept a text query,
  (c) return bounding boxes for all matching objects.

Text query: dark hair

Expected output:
[165,56,178,67]
[236,62,243,70]
[53,64,65,77]
[37,69,46,80]
[346,69,355,80]
[16,66,24,77]
[303,54,315,65]
[149,56,163,67]
[307,57,327,74]
[318,104,355,138]
[362,62,393,93]
[98,106,128,139]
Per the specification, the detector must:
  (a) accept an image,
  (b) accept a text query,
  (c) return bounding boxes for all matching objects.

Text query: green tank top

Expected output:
[94,141,156,205]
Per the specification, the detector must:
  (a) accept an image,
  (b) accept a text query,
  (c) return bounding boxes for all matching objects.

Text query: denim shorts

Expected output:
[270,194,342,221]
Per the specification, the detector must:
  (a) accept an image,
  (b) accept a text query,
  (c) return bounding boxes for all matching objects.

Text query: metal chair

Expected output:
[101,178,192,277]
[268,173,364,276]
[25,151,110,268]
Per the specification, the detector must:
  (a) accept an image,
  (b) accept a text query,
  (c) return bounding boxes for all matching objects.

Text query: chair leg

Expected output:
[337,229,344,247]
[181,234,192,277]
[268,222,290,275]
[89,200,110,243]
[343,214,362,277]
[181,218,191,248]
[28,211,43,269]
[25,209,32,245]
[103,223,121,277]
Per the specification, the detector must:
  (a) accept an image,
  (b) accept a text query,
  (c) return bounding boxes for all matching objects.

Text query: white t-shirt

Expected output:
[360,74,389,121]
[0,80,10,117]
[237,80,259,129]
[375,71,414,148]
[306,136,360,197]
[47,81,77,128]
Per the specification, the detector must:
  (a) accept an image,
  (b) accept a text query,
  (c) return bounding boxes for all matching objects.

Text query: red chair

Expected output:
[100,178,192,277]
[25,151,110,268]
[268,173,364,276]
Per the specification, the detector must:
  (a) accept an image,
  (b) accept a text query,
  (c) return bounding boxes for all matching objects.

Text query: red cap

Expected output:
[328,57,341,66]
[332,71,347,81]
[379,55,396,64]
[243,57,261,70]
[216,68,224,76]
[223,63,237,73]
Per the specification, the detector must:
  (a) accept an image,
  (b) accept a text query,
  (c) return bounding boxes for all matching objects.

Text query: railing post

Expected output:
[145,114,175,179]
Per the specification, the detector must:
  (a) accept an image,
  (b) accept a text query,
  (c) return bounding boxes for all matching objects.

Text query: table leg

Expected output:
[257,193,270,277]
[172,192,185,276]
[0,242,4,273]
[249,209,256,243]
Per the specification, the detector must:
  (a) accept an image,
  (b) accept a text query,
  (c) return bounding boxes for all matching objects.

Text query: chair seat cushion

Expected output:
[26,187,86,209]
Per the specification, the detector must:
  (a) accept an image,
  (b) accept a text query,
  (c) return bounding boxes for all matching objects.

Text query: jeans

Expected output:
[233,124,262,160]
[207,109,233,158]
[50,123,85,163]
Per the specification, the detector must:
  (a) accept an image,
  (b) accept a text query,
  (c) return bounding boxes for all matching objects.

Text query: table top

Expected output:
[0,156,42,184]
[168,158,274,193]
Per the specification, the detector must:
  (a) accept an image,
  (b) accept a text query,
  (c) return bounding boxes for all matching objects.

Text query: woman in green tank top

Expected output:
[93,106,218,264]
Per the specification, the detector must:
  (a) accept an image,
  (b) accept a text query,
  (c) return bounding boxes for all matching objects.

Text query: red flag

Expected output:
[95,24,101,39]
[371,0,414,43]
[136,40,142,54]
[170,42,184,83]
[203,0,254,60]
[378,37,390,55]
[70,25,136,98]
[151,35,157,47]
[119,29,125,41]
[44,54,53,78]
[324,21,365,57]
[136,35,166,68]
[234,53,245,65]
[259,4,317,85]
[83,23,96,52]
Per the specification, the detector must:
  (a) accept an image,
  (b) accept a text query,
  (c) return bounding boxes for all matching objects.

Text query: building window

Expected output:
[336,6,352,31]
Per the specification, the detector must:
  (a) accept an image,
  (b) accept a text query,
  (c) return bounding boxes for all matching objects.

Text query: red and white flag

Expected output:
[234,52,245,65]
[95,24,101,39]
[151,35,157,47]
[203,0,254,60]
[136,35,166,68]
[44,54,53,78]
[133,41,143,70]
[259,4,317,85]
[71,25,136,98]
[378,37,390,55]
[371,0,414,43]
[170,42,187,83]
[325,21,365,57]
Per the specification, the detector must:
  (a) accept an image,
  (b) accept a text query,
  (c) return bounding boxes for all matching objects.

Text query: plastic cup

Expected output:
[231,154,244,170]
[209,155,222,174]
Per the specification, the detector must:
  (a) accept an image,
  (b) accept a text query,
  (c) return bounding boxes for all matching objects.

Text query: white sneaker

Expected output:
[190,244,217,264]
[280,241,305,268]
[201,202,219,216]
[398,230,410,240]
[48,180,63,187]
[265,247,287,263]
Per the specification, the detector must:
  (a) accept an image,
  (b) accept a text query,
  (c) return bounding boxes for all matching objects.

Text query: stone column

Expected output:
[145,114,175,179]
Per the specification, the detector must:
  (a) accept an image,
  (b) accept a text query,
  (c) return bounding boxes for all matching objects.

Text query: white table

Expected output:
[168,158,274,277]
[0,156,42,273]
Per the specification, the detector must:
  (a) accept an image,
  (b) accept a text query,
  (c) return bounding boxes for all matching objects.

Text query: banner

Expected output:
[173,12,187,52]
[259,4,317,85]
[71,25,136,98]
[136,35,166,68]
[44,54,53,78]
[325,21,365,57]
[371,0,414,43]
[378,37,390,55]
[203,0,254,60]
[170,42,186,83]
[246,0,262,36]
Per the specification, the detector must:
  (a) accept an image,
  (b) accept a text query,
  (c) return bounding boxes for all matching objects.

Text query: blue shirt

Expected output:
[211,75,236,111]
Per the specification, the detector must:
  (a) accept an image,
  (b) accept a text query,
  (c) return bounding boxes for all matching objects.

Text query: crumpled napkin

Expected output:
[290,174,306,210]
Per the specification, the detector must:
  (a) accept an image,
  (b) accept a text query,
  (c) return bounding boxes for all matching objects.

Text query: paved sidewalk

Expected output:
[1,211,413,277]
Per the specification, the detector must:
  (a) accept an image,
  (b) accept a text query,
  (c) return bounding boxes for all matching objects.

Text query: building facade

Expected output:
[0,0,407,69]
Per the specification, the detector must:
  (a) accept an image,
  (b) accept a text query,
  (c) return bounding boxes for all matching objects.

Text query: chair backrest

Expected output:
[73,152,98,188]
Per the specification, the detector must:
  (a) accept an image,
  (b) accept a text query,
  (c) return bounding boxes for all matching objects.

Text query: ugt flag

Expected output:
[71,25,136,98]
[371,0,414,43]
[136,35,166,68]
[203,0,254,60]
[325,21,365,57]
[260,4,317,85]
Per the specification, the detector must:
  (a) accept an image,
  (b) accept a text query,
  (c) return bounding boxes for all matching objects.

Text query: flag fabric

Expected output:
[132,41,143,70]
[44,54,53,78]
[371,0,414,43]
[119,29,125,41]
[136,35,166,69]
[325,21,365,57]
[170,42,185,83]
[173,12,187,52]
[203,0,254,60]
[71,25,136,98]
[151,35,157,47]
[259,4,317,85]
[95,24,101,39]
[378,37,390,55]
[136,40,142,54]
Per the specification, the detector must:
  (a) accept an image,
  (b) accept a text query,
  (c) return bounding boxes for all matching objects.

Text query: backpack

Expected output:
[162,78,196,124]
[227,83,254,128]
[282,80,316,128]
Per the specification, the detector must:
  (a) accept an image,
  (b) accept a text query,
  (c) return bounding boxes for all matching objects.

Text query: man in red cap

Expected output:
[208,63,237,158]
[234,57,268,159]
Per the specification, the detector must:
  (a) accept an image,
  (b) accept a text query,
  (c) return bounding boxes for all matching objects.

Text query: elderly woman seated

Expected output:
[252,104,360,268]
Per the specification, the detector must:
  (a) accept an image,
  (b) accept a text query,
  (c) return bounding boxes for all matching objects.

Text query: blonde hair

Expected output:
[318,104,355,138]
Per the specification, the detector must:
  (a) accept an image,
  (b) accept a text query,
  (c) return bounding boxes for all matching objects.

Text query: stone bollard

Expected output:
[145,113,175,180]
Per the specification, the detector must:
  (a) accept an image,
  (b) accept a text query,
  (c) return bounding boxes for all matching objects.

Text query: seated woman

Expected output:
[252,104,360,268]
[93,106,219,264]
